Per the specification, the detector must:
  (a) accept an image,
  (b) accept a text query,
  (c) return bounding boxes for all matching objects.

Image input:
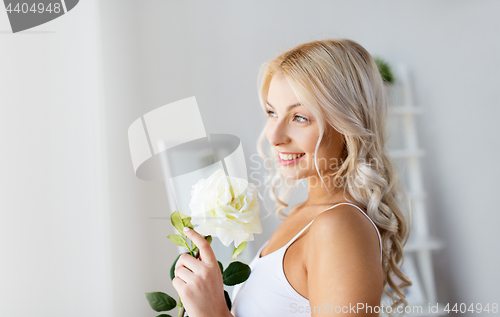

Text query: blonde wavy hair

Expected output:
[255,38,412,313]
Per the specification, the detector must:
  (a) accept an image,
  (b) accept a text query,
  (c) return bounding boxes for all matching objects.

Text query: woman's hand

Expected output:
[172,227,232,317]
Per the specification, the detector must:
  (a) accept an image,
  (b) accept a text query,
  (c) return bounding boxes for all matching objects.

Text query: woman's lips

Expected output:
[278,153,306,166]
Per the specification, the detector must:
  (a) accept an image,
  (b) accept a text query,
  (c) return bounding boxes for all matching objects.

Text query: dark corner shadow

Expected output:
[0,30,57,34]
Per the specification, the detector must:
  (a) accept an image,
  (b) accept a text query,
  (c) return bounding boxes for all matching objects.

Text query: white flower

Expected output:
[188,168,262,248]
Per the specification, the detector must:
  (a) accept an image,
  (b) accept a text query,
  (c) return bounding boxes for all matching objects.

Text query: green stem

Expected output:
[178,296,184,317]
[182,235,194,257]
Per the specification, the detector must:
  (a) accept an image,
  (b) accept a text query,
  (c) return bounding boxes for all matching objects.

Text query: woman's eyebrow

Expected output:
[266,101,302,111]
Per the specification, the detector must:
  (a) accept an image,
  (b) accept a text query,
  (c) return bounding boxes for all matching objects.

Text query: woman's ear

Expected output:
[340,137,348,161]
[326,123,347,161]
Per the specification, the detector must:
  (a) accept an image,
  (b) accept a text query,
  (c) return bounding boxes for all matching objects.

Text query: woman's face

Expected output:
[265,75,345,181]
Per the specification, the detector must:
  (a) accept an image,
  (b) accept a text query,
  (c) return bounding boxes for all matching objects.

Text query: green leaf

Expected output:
[167,234,187,248]
[231,241,247,260]
[171,211,186,236]
[179,212,195,230]
[205,235,212,245]
[223,261,251,286]
[224,290,232,311]
[218,261,224,275]
[190,239,199,253]
[183,217,194,229]
[156,314,172,317]
[178,210,190,219]
[374,56,394,85]
[145,292,176,312]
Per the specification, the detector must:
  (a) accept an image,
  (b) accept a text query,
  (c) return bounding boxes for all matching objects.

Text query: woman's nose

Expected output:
[267,120,291,146]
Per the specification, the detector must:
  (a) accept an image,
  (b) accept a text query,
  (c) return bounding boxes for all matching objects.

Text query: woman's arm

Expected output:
[306,205,384,316]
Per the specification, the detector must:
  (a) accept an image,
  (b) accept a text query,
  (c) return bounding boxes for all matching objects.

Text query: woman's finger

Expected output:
[175,253,203,273]
[183,227,218,266]
[175,266,196,284]
[172,275,186,296]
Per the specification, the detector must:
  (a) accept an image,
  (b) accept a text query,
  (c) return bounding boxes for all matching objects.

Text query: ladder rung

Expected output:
[404,236,444,252]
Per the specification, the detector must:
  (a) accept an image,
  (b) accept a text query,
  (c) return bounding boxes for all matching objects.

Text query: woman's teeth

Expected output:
[279,153,305,161]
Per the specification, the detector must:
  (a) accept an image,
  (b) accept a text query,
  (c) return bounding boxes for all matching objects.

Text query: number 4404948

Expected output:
[444,303,498,314]
[6,3,62,14]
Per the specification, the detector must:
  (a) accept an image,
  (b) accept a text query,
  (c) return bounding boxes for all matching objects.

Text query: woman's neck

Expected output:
[305,174,350,206]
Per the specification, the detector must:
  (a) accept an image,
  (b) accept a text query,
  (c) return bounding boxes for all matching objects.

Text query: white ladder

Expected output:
[382,65,446,316]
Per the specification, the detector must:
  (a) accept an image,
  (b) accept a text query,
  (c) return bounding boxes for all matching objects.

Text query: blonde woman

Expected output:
[173,39,412,317]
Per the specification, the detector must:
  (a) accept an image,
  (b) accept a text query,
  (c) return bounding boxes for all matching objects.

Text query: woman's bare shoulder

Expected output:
[304,204,384,308]
[288,201,342,219]
[304,204,382,267]
[309,203,370,231]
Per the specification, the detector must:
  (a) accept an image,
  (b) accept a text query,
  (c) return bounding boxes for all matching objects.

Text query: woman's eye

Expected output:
[266,110,308,123]
[266,110,277,118]
[294,115,309,123]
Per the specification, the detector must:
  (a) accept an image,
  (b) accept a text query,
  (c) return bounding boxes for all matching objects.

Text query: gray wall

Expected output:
[0,0,110,316]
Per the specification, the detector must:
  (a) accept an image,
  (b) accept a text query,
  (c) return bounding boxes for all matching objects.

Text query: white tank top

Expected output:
[230,203,383,317]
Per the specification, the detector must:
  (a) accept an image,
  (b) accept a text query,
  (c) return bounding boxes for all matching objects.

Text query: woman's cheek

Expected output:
[297,131,319,154]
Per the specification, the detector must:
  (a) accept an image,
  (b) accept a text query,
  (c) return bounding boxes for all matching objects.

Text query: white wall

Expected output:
[97,1,180,316]
[0,1,110,316]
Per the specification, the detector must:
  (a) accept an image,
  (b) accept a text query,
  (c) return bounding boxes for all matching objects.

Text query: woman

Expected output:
[173,38,412,317]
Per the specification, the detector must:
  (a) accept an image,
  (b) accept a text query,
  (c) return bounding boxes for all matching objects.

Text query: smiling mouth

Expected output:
[278,153,305,161]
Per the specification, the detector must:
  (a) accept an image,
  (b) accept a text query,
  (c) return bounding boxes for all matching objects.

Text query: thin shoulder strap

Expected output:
[284,203,347,249]
[283,222,311,250]
[285,203,383,263]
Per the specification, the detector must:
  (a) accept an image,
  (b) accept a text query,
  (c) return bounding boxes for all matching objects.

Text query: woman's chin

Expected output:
[280,169,308,180]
